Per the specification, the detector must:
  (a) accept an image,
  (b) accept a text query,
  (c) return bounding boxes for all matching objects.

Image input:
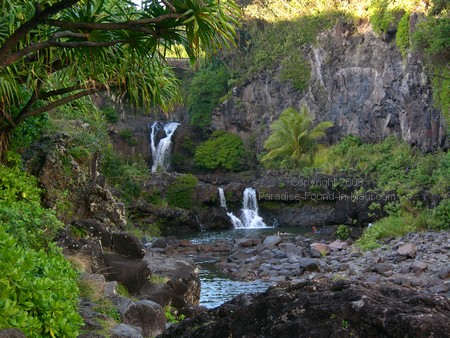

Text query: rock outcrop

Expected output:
[211,21,447,153]
[159,279,450,338]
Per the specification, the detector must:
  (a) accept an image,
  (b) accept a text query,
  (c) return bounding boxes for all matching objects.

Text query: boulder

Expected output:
[110,323,143,338]
[122,300,166,337]
[329,240,348,251]
[311,243,331,255]
[397,243,417,258]
[410,261,428,274]
[104,253,151,293]
[112,232,145,259]
[142,251,200,316]
[439,267,450,280]
[263,235,282,247]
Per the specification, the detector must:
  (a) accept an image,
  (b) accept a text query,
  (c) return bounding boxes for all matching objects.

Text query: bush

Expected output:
[187,62,229,131]
[279,54,311,91]
[0,165,41,205]
[0,165,83,336]
[429,199,450,230]
[0,232,83,337]
[396,13,410,56]
[101,106,120,124]
[166,174,198,209]
[194,131,247,172]
[336,225,351,240]
[118,128,138,146]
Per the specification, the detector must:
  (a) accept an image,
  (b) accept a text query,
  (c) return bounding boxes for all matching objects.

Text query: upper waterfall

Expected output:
[150,121,180,173]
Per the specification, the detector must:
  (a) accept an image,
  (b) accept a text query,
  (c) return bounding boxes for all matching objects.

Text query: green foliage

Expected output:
[166,174,198,209]
[164,303,185,324]
[369,0,398,34]
[187,62,229,131]
[101,106,120,124]
[336,225,351,240]
[429,199,450,230]
[0,165,82,337]
[280,54,311,91]
[356,213,418,250]
[194,130,247,172]
[10,113,49,152]
[396,13,410,56]
[118,128,138,146]
[101,146,150,203]
[413,16,450,65]
[262,105,333,169]
[0,165,41,205]
[148,274,169,284]
[0,0,241,159]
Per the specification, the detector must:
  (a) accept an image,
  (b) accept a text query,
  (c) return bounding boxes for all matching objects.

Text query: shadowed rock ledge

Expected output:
[158,279,450,338]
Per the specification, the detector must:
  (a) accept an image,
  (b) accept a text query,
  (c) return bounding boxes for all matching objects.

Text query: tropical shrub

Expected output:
[0,165,83,336]
[166,174,198,209]
[194,131,247,172]
[262,105,333,169]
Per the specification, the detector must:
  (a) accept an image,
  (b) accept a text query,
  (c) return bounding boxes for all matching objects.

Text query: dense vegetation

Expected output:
[262,105,333,169]
[310,135,449,249]
[194,130,248,172]
[0,165,82,337]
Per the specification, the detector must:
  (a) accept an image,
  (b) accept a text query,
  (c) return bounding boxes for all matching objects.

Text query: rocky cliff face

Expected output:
[212,19,447,153]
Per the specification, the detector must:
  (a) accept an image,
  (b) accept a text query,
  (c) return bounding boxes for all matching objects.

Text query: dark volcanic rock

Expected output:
[104,253,151,293]
[112,232,145,259]
[158,280,450,338]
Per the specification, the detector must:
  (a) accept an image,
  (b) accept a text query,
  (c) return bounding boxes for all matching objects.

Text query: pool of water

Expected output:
[199,262,271,308]
[184,227,313,308]
[182,226,312,245]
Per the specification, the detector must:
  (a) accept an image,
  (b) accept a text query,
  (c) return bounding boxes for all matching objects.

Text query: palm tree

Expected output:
[262,105,333,167]
[0,0,240,161]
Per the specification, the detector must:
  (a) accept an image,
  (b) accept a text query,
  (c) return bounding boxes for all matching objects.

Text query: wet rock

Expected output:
[122,300,166,337]
[397,243,417,258]
[110,323,143,338]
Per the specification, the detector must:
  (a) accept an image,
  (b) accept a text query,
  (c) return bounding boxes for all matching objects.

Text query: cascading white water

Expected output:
[218,187,227,209]
[150,121,180,173]
[240,188,267,228]
[219,187,268,229]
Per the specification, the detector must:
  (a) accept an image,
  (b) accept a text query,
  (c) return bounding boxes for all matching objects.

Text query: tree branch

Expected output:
[45,13,182,30]
[0,0,81,66]
[19,88,108,123]
[4,40,127,67]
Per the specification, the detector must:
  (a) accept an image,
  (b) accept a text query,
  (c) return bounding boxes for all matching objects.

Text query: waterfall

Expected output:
[240,188,267,228]
[218,188,227,210]
[150,121,180,173]
[219,187,268,229]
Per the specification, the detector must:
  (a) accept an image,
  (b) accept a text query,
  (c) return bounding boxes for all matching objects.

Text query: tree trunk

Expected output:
[0,129,11,163]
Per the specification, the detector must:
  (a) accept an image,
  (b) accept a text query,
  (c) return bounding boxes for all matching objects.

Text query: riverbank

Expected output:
[154,229,450,296]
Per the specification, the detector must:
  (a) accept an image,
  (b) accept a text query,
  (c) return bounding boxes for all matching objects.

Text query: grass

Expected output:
[148,274,170,284]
